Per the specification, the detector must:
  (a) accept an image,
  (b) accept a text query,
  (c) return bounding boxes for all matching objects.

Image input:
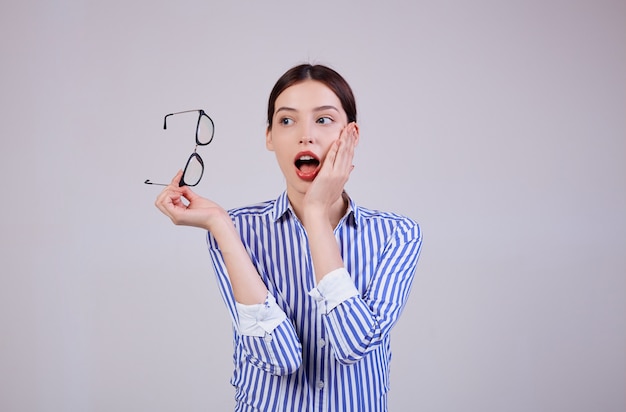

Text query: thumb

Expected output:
[170,170,184,186]
[179,184,200,202]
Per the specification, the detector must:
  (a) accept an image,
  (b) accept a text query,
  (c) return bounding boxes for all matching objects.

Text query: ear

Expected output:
[266,127,275,151]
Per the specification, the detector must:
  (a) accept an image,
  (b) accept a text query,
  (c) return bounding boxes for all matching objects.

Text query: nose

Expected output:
[298,123,314,144]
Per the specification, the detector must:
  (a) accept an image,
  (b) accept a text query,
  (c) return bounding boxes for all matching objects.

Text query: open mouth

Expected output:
[294,152,320,181]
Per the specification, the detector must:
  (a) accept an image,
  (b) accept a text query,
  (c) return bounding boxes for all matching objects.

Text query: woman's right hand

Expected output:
[154,170,229,230]
[156,171,269,304]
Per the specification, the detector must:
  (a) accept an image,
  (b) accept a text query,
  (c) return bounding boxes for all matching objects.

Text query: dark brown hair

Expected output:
[267,64,357,130]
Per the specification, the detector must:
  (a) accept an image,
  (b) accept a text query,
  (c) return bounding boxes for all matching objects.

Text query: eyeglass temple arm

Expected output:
[144,179,168,186]
[163,109,204,130]
[144,178,186,187]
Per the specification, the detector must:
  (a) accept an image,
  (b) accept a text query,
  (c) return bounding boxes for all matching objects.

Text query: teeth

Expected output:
[299,155,315,161]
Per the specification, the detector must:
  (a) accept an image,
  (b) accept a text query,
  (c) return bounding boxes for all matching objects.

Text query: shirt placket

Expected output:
[314,315,329,412]
[297,219,328,412]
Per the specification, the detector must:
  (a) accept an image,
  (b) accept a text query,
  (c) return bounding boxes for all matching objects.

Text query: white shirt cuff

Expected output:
[236,293,287,337]
[308,267,359,314]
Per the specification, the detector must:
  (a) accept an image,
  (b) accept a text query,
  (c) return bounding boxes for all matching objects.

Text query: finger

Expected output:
[155,187,179,213]
[178,184,200,204]
[321,138,341,172]
[156,185,185,216]
[156,170,186,206]
[347,122,358,132]
[334,125,356,171]
[170,170,184,187]
[347,122,359,148]
[321,122,358,174]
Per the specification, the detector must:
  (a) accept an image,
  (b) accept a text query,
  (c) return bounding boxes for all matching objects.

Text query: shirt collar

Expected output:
[271,191,292,221]
[271,191,361,227]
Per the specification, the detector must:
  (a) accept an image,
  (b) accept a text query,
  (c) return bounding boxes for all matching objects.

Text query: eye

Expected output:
[316,116,333,125]
[279,117,294,126]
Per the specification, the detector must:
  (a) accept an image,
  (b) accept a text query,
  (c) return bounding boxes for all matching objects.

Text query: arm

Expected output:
[314,220,422,364]
[301,124,422,364]
[155,170,267,304]
[156,171,302,374]
[301,122,358,283]
[207,241,302,375]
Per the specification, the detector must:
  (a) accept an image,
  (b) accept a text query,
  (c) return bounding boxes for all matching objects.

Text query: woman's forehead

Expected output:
[275,80,342,109]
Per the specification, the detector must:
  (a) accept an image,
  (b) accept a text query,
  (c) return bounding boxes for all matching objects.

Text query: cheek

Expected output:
[320,126,343,145]
[318,137,339,161]
[271,129,294,144]
[273,146,294,168]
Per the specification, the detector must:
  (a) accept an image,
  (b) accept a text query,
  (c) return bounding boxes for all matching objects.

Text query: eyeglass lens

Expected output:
[182,153,204,186]
[197,114,214,145]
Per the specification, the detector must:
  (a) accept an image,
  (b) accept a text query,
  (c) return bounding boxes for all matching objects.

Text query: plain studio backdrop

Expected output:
[0,1,624,411]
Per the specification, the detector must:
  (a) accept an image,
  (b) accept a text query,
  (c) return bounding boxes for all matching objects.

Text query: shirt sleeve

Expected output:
[312,219,422,366]
[235,293,302,375]
[207,231,302,376]
[308,268,360,314]
[236,293,287,337]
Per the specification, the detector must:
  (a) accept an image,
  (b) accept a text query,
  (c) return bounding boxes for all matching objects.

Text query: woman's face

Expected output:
[266,79,351,197]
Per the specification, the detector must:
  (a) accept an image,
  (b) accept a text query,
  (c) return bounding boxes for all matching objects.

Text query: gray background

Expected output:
[1,0,624,411]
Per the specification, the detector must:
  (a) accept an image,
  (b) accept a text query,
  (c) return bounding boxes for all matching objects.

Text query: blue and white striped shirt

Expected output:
[207,191,422,411]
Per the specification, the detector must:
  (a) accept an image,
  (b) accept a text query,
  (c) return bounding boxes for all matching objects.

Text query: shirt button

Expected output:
[318,339,326,348]
[317,381,325,389]
[264,334,273,342]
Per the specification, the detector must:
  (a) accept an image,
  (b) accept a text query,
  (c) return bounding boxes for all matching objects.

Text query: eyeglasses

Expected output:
[144,109,215,187]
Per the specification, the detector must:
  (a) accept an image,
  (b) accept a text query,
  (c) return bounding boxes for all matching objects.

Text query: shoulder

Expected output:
[227,199,275,220]
[206,199,277,250]
[355,205,422,242]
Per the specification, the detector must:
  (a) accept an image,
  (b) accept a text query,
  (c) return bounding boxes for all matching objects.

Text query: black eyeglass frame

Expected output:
[144,109,215,187]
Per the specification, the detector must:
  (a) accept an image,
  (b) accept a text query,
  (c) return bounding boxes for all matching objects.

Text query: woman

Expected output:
[155,64,422,411]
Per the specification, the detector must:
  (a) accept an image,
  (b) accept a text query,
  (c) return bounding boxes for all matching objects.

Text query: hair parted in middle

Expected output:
[266,64,357,131]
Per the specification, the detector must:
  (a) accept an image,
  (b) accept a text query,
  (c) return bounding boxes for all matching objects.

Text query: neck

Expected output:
[288,190,348,230]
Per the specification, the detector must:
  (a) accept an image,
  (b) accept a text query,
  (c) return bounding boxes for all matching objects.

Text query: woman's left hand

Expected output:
[303,122,359,216]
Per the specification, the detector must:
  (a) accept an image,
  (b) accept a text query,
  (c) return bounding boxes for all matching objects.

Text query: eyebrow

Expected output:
[275,105,340,114]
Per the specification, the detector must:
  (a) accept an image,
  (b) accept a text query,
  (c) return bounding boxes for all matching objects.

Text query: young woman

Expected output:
[155,64,422,411]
